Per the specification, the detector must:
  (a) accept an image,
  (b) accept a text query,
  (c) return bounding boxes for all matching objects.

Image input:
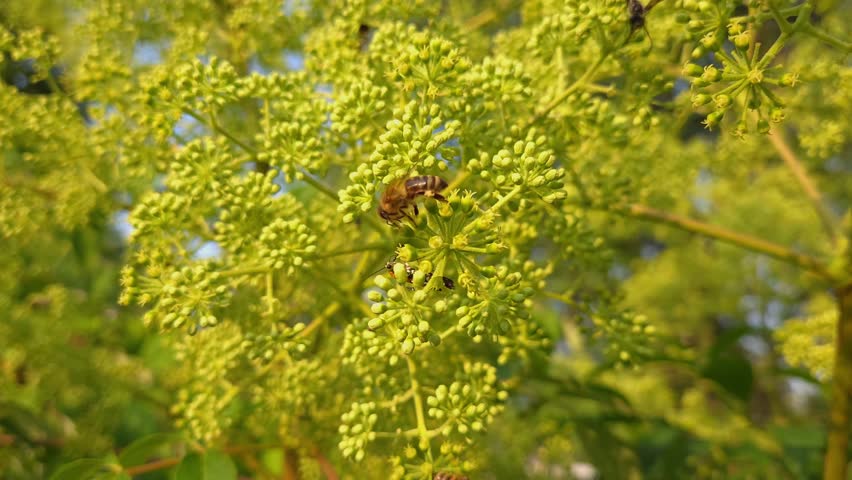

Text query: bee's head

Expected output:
[378,206,391,222]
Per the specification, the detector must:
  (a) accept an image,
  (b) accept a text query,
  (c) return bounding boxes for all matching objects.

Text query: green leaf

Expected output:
[49,458,108,480]
[118,432,184,467]
[701,349,754,402]
[261,449,283,475]
[174,451,237,480]
[205,450,237,480]
[175,453,204,480]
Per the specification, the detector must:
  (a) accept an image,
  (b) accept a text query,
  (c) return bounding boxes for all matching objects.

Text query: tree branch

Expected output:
[769,131,839,243]
[825,285,852,480]
[620,204,834,280]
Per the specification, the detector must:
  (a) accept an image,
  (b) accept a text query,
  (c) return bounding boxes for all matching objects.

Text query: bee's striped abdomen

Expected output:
[405,176,447,197]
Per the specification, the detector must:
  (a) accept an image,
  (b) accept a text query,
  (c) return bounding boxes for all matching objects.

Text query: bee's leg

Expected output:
[413,204,420,216]
[402,208,416,223]
[433,193,447,202]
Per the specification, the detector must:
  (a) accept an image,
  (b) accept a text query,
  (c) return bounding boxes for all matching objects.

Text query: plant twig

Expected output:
[769,131,838,243]
[406,356,429,449]
[620,204,834,280]
[525,54,608,129]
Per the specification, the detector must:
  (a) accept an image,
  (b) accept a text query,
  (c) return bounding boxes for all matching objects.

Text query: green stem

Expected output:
[185,110,258,154]
[489,186,523,213]
[446,170,470,192]
[298,302,340,338]
[526,54,608,128]
[219,266,271,277]
[767,3,794,34]
[455,246,489,254]
[439,325,458,340]
[313,243,391,259]
[298,169,339,201]
[265,272,274,314]
[406,356,430,450]
[800,22,852,52]
[769,131,838,243]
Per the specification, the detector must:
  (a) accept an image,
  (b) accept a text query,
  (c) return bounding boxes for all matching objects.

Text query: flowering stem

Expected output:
[219,265,271,277]
[446,170,470,192]
[620,204,834,280]
[769,131,838,243]
[489,186,523,213]
[439,325,458,340]
[265,272,274,314]
[526,54,608,128]
[298,169,339,202]
[406,356,430,450]
[314,243,391,259]
[298,302,341,338]
[800,22,852,52]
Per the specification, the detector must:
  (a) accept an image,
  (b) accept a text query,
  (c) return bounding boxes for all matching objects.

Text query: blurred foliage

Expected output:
[0,0,850,479]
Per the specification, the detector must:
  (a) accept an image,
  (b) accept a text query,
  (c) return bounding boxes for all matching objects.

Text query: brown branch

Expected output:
[825,285,852,480]
[769,131,839,243]
[312,446,339,480]
[621,204,834,280]
[283,448,300,480]
[122,443,278,476]
[124,457,181,476]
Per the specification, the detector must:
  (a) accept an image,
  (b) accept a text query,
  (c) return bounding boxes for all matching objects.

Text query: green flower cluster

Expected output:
[257,219,317,274]
[591,309,657,366]
[426,363,507,436]
[213,170,289,255]
[468,136,567,206]
[171,323,244,443]
[774,308,835,380]
[330,79,391,144]
[450,55,534,151]
[368,263,450,356]
[525,0,625,58]
[165,137,237,201]
[677,1,825,135]
[387,30,471,97]
[173,56,241,112]
[338,101,460,222]
[124,262,230,333]
[455,265,534,342]
[338,402,378,462]
[241,322,307,363]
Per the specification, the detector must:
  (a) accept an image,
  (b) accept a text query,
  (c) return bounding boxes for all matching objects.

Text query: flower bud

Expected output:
[713,94,731,109]
[691,94,712,107]
[780,73,799,87]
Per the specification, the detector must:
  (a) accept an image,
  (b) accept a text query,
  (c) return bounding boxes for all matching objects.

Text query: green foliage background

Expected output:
[1,0,850,479]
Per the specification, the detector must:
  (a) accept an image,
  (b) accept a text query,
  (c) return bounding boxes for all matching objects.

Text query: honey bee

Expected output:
[378,175,448,224]
[433,472,468,480]
[386,258,455,290]
[625,0,663,45]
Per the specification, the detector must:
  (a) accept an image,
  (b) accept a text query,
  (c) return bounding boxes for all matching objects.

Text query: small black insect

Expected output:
[625,0,664,46]
[386,259,455,290]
